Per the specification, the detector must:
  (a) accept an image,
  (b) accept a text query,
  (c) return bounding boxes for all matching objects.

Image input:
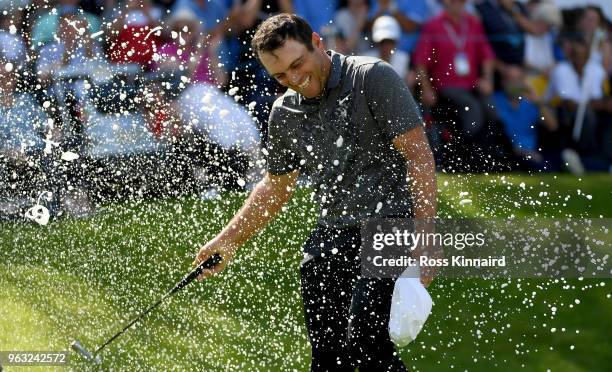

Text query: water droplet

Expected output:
[61,151,80,162]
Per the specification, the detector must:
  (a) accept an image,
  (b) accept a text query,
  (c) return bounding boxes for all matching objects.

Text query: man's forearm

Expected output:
[211,172,297,247]
[395,127,438,286]
[393,127,438,218]
[407,146,437,218]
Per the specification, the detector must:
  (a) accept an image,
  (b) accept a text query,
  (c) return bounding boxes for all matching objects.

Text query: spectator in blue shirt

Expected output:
[31,0,101,47]
[493,65,559,171]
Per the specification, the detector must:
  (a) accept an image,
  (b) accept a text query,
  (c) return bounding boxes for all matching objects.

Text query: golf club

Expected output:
[71,253,222,364]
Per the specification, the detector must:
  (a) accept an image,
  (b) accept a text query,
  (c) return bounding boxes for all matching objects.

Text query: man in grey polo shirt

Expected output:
[194,13,437,371]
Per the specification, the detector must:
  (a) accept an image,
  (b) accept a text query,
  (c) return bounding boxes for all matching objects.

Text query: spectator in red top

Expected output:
[107,0,162,67]
[154,8,226,86]
[413,0,496,140]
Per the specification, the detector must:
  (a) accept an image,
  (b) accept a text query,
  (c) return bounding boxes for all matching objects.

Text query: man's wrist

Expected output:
[211,235,239,250]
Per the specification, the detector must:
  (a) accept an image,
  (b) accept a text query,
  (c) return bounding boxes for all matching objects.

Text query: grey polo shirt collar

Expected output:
[326,50,343,90]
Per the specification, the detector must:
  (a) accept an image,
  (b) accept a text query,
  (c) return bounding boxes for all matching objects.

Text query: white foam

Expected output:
[228,87,239,96]
[61,151,80,162]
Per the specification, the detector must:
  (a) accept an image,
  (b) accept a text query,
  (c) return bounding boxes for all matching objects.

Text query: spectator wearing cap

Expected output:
[365,15,410,85]
[367,0,439,54]
[31,0,101,47]
[413,0,496,141]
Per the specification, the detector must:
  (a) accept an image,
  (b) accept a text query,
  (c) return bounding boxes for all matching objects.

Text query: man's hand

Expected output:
[193,240,238,281]
[412,218,439,288]
[420,274,434,287]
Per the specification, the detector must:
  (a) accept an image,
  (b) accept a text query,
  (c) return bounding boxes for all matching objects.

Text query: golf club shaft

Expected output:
[92,254,222,356]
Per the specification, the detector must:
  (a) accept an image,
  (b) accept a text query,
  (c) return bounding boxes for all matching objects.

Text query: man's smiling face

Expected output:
[258,33,330,98]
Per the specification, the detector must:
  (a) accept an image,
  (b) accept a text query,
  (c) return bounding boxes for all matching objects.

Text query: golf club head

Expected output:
[71,340,102,364]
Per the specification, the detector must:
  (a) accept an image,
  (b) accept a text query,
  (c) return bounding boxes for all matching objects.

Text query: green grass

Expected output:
[1,173,611,371]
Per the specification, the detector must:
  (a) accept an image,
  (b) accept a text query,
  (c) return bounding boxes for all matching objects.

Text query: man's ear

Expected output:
[312,32,324,50]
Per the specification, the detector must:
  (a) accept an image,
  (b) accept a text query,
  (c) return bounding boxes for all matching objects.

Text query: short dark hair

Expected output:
[251,13,314,59]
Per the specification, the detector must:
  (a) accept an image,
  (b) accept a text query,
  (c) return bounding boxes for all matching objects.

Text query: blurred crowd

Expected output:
[1,0,612,218]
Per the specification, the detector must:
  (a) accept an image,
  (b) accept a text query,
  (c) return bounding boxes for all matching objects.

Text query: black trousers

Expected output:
[300,226,407,372]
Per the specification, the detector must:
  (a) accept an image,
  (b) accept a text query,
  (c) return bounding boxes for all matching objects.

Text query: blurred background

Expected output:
[0,0,611,219]
[0,2,611,370]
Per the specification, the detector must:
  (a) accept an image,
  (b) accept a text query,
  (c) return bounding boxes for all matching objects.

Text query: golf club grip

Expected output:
[173,253,222,292]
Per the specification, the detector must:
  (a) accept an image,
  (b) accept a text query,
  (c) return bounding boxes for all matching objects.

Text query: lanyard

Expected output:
[442,18,468,51]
